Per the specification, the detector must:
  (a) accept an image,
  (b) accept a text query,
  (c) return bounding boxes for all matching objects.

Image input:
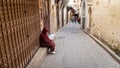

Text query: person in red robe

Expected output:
[39,27,56,54]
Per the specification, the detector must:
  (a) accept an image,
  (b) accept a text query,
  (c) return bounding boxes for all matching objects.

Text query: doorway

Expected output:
[88,7,92,31]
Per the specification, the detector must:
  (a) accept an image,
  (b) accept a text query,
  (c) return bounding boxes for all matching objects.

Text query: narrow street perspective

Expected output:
[0,0,120,68]
[27,23,120,68]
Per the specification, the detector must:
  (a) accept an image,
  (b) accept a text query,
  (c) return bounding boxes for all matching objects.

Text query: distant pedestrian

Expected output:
[77,17,81,24]
[74,16,78,24]
[70,16,76,23]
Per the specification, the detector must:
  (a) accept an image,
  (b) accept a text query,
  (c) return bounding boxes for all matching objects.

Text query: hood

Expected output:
[42,27,48,34]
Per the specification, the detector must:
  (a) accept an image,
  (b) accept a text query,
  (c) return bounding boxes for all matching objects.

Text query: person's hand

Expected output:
[51,40,54,41]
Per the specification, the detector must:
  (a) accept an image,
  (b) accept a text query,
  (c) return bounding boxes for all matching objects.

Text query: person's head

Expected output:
[42,27,48,34]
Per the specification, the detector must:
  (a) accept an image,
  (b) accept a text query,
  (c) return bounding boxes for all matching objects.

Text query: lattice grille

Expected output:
[0,0,41,68]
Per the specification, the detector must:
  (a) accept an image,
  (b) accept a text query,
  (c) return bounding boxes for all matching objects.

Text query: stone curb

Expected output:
[26,48,47,68]
[81,28,120,64]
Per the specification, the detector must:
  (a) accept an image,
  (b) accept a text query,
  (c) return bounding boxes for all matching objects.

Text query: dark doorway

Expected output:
[88,7,92,31]
[56,4,60,30]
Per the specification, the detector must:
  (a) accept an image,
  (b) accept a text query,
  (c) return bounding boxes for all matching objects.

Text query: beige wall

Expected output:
[87,0,120,51]
[50,0,58,34]
[68,11,74,22]
[59,1,63,29]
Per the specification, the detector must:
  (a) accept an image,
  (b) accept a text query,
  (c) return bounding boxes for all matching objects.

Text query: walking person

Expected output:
[77,17,81,24]
[74,16,78,24]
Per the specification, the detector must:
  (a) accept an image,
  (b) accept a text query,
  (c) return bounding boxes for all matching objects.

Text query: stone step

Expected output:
[26,48,47,68]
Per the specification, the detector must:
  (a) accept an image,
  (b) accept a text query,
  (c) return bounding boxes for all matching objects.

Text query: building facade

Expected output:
[81,0,120,54]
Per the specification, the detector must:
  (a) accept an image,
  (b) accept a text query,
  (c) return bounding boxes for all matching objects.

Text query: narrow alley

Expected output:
[1,0,120,68]
[27,23,120,68]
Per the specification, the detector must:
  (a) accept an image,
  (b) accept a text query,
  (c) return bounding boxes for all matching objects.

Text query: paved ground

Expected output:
[40,23,120,68]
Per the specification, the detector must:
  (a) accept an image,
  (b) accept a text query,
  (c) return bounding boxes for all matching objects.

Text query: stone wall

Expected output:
[88,0,120,53]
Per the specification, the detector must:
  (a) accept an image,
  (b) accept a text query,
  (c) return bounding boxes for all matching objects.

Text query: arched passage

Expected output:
[66,7,75,23]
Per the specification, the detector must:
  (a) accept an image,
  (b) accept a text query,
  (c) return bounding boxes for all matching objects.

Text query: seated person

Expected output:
[39,27,56,54]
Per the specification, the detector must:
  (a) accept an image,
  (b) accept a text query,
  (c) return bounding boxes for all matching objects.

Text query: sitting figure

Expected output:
[39,27,56,54]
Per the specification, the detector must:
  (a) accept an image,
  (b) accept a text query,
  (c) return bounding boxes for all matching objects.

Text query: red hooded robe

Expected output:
[39,27,55,51]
